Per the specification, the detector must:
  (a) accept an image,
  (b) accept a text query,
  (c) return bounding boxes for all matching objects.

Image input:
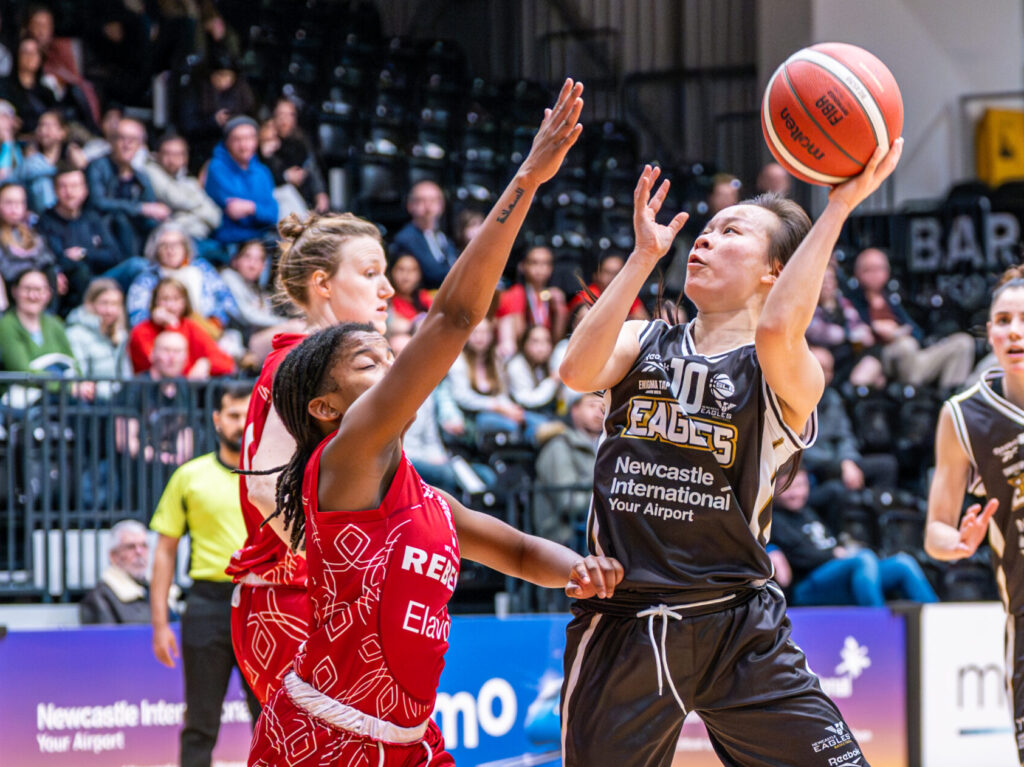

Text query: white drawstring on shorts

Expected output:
[636,604,687,713]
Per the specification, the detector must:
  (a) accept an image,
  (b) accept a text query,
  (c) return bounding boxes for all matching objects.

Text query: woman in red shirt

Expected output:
[128,276,235,378]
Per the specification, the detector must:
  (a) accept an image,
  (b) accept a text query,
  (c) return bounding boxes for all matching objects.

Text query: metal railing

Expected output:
[0,372,597,613]
[0,374,251,600]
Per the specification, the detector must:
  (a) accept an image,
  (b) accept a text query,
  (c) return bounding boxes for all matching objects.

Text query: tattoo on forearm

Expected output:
[497,187,525,223]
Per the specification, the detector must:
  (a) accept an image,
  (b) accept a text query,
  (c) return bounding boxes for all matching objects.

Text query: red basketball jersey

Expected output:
[294,435,460,727]
[227,332,308,585]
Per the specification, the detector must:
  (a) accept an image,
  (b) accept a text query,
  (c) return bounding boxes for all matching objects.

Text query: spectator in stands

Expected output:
[0,182,59,294]
[198,6,241,61]
[551,301,591,410]
[86,117,170,262]
[0,266,94,401]
[144,133,223,257]
[771,467,937,606]
[507,324,561,415]
[448,317,550,445]
[66,277,129,392]
[391,179,457,289]
[848,247,974,390]
[117,328,195,465]
[533,391,604,548]
[80,519,160,624]
[126,223,239,330]
[807,259,884,388]
[569,251,648,320]
[180,53,256,162]
[0,268,75,373]
[87,0,156,108]
[260,97,329,214]
[38,165,123,312]
[219,240,302,364]
[81,105,124,164]
[204,116,278,247]
[0,11,12,78]
[386,250,431,333]
[128,276,235,378]
[149,382,259,765]
[0,99,22,180]
[453,207,485,252]
[756,162,792,197]
[804,346,899,531]
[706,172,741,216]
[0,36,55,133]
[258,118,306,221]
[15,110,88,213]
[496,244,567,358]
[22,4,100,131]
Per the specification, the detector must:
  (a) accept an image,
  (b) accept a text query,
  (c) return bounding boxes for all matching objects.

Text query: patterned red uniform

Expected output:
[227,333,312,705]
[248,436,458,766]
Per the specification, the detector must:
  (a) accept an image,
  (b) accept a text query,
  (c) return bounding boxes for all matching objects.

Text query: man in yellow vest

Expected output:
[149,382,259,767]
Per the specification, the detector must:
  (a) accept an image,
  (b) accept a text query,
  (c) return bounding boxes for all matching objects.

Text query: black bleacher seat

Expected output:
[590,120,639,176]
[991,180,1024,210]
[317,111,360,166]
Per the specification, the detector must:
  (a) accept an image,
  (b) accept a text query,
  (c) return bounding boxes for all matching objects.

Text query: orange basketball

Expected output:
[761,42,903,186]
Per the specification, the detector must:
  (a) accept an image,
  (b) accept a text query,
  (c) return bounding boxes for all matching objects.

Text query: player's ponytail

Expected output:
[268,322,377,550]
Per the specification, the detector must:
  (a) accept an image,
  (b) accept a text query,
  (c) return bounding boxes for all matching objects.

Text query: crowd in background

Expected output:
[0,0,1006,613]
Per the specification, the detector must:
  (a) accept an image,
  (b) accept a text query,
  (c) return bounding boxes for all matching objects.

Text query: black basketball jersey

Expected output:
[947,369,1024,614]
[585,320,816,609]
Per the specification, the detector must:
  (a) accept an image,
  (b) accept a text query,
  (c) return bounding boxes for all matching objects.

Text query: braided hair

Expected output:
[264,322,378,550]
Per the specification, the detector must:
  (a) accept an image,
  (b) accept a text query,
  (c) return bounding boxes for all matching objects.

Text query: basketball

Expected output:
[761,42,903,186]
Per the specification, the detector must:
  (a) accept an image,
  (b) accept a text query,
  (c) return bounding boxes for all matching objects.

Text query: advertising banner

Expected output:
[0,608,905,767]
[0,625,253,767]
[919,602,1018,767]
[675,607,907,767]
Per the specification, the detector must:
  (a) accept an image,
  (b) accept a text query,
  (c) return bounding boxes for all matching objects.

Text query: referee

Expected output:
[149,381,260,767]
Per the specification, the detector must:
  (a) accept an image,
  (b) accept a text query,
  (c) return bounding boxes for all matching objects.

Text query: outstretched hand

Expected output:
[828,137,904,213]
[955,498,998,558]
[633,165,689,263]
[565,555,624,599]
[518,78,585,186]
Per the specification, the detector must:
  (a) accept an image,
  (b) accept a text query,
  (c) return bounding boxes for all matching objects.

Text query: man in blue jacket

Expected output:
[204,116,278,247]
[390,179,457,289]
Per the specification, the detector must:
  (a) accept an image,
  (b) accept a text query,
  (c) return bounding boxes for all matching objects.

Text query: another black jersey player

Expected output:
[558,142,903,767]
[926,266,1024,766]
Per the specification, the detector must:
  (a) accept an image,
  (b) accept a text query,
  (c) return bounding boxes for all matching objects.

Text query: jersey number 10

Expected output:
[669,359,708,414]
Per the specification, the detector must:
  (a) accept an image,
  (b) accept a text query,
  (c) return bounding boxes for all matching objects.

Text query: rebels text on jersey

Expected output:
[585,320,816,608]
[947,370,1024,614]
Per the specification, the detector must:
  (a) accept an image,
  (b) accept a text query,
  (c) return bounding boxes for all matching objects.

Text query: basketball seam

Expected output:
[795,48,888,148]
[810,54,882,148]
[781,64,865,171]
[762,68,846,185]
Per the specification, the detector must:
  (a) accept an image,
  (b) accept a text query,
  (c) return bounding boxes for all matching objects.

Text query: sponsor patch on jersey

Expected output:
[638,378,670,392]
[709,372,735,399]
